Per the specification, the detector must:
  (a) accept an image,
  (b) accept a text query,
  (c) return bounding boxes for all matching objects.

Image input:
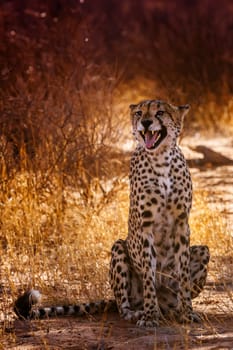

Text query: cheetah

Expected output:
[109,100,209,327]
[14,100,209,327]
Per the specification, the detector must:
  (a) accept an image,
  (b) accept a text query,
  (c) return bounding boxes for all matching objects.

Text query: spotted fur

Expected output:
[110,100,210,327]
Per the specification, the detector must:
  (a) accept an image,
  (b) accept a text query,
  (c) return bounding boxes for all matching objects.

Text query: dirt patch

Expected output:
[3,247,233,349]
[3,289,233,350]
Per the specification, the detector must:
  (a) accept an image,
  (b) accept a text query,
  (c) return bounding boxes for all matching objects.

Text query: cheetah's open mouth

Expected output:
[140,126,167,150]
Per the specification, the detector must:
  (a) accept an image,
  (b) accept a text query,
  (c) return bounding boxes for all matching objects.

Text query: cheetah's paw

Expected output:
[179,311,202,324]
[122,310,144,322]
[136,317,159,328]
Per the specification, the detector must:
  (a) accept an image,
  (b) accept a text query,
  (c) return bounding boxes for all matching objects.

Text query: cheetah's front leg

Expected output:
[110,239,143,322]
[137,234,160,327]
[175,222,201,323]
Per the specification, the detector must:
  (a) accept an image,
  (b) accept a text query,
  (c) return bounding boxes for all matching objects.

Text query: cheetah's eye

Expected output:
[156,111,164,117]
[135,111,142,117]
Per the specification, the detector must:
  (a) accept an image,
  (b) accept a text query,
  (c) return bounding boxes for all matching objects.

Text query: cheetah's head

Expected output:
[130,100,189,152]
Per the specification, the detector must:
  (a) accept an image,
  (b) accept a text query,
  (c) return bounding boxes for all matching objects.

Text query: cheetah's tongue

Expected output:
[145,131,160,149]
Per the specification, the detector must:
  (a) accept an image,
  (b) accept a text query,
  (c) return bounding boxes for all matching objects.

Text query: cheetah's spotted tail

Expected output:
[14,290,117,320]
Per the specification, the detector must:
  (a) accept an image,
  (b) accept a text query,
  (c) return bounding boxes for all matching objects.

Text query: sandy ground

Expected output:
[2,136,233,350]
[3,286,233,350]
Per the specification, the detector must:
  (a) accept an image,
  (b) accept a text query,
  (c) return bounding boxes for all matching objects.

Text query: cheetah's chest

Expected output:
[127,147,192,271]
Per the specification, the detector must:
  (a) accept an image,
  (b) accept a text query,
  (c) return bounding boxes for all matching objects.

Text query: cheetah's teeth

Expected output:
[153,133,161,145]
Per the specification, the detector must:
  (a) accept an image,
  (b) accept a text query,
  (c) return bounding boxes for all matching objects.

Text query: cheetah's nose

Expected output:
[141,119,153,129]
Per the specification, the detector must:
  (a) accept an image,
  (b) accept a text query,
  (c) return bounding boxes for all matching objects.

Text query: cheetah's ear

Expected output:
[178,104,190,118]
[129,104,137,110]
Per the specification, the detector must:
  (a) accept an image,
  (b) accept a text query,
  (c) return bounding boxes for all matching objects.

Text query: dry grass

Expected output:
[0,174,125,299]
[190,190,233,257]
[190,190,233,298]
[0,173,232,324]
